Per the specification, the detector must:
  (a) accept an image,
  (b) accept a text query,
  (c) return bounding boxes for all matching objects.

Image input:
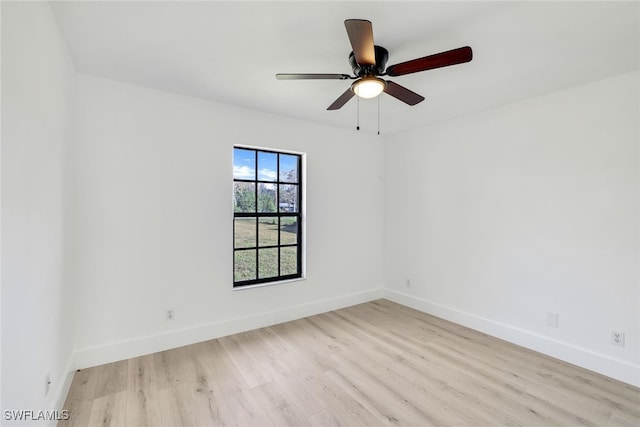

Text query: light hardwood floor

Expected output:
[60,299,640,426]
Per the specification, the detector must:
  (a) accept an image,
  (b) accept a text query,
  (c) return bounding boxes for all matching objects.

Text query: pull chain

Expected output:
[353,96,382,134]
[356,96,360,131]
[377,95,380,135]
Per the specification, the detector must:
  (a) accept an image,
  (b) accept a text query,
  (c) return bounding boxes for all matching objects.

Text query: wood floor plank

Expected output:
[256,325,294,354]
[93,360,128,399]
[153,346,197,390]
[86,391,127,427]
[606,410,640,427]
[329,354,439,426]
[302,370,384,427]
[250,381,311,427]
[307,407,342,427]
[126,355,163,427]
[337,338,503,426]
[263,358,328,417]
[183,376,237,427]
[58,299,640,427]
[190,339,247,395]
[157,383,199,427]
[224,387,274,427]
[270,320,341,371]
[59,369,98,427]
[218,333,272,388]
[522,382,612,425]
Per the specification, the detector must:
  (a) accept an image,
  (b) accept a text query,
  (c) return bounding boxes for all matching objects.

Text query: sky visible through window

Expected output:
[233,148,297,182]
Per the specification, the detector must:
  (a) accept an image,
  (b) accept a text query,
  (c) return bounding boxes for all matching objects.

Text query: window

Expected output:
[233,147,303,287]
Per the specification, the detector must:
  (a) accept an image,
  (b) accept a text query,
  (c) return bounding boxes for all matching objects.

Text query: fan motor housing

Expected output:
[349,45,389,77]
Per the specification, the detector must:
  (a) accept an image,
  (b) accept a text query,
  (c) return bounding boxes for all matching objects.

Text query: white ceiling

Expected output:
[50,1,639,135]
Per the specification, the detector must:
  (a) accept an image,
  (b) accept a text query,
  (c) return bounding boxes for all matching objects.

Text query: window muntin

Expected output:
[233,147,302,287]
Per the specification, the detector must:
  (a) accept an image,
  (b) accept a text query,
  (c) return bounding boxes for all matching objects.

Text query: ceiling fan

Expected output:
[276,19,473,110]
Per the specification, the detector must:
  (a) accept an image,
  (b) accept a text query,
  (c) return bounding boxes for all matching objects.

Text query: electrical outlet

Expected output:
[166,309,175,321]
[611,331,625,347]
[406,279,412,287]
[45,373,51,396]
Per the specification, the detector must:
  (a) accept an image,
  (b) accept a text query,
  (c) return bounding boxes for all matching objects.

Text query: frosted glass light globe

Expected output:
[352,77,386,99]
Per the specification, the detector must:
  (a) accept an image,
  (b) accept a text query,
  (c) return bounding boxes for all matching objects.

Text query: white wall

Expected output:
[71,74,385,367]
[384,71,640,386]
[1,1,77,421]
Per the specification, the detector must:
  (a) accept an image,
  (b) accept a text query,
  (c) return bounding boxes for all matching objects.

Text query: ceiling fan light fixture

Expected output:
[352,77,386,99]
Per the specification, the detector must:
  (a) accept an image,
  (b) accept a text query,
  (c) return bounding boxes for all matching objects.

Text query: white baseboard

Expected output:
[384,289,640,388]
[72,288,384,370]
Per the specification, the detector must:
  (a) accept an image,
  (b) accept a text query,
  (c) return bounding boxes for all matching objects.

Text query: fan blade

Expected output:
[276,73,351,80]
[344,19,375,66]
[327,88,355,110]
[384,81,425,106]
[386,46,473,77]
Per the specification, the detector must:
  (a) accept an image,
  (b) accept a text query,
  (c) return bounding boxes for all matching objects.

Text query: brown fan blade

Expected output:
[327,88,355,110]
[386,46,472,77]
[384,81,425,106]
[344,19,375,66]
[276,73,351,80]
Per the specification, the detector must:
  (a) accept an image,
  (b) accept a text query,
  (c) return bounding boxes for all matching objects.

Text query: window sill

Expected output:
[232,276,306,291]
